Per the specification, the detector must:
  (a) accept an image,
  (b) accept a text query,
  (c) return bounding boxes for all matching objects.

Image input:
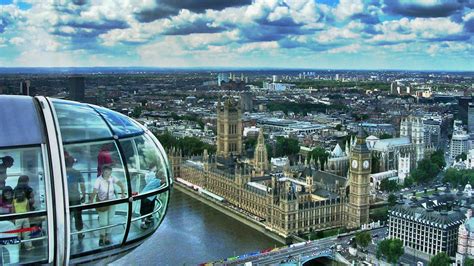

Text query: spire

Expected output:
[345,140,350,155]
[257,128,265,144]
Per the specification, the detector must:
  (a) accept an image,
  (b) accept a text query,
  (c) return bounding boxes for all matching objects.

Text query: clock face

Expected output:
[352,160,358,169]
[363,160,370,169]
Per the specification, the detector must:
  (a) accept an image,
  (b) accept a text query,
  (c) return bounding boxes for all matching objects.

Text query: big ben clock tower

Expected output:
[347,127,371,229]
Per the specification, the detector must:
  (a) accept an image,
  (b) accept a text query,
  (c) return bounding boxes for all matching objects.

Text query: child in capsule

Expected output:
[13,175,34,250]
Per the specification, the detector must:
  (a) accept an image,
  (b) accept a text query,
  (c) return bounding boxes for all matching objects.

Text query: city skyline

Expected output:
[0,0,473,71]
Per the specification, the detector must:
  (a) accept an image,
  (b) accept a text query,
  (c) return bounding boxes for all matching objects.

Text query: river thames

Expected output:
[116,189,281,265]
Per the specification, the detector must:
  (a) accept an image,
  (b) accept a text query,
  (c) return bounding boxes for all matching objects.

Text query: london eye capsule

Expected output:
[0,95,172,264]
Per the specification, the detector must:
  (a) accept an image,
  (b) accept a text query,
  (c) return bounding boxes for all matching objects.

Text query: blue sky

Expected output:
[0,0,473,70]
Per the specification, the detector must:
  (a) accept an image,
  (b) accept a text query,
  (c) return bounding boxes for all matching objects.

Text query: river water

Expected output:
[115,189,281,265]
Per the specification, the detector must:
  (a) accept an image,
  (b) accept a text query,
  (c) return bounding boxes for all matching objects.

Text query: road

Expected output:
[229,227,388,265]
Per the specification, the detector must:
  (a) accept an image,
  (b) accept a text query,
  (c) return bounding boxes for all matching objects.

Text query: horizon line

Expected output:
[0,66,473,73]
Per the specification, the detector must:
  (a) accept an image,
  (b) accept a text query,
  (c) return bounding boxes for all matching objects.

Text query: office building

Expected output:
[468,102,474,133]
[68,76,85,102]
[389,192,467,261]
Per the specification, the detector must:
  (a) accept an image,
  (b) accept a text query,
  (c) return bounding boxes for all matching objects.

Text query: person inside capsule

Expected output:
[89,165,126,246]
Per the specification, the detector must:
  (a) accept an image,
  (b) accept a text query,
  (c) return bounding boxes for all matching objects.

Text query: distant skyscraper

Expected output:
[390,81,397,94]
[459,97,472,124]
[240,91,253,112]
[19,80,33,96]
[68,76,85,102]
[217,73,229,86]
[468,102,474,133]
[272,75,278,83]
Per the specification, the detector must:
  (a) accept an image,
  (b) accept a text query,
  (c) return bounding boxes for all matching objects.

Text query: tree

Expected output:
[430,150,446,169]
[404,176,414,188]
[376,238,404,264]
[465,257,474,266]
[154,133,216,156]
[443,168,474,187]
[388,194,397,206]
[379,179,399,192]
[456,152,468,162]
[335,124,342,131]
[410,158,439,183]
[428,252,451,266]
[131,106,142,118]
[275,137,300,158]
[379,133,393,139]
[308,147,329,169]
[355,231,372,249]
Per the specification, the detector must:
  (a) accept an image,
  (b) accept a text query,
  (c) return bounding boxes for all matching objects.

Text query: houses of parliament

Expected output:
[170,97,371,238]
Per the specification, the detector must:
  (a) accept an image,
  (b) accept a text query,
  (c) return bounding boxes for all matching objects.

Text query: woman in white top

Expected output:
[89,165,126,246]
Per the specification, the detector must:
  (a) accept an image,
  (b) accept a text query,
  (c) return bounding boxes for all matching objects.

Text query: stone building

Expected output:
[174,96,372,237]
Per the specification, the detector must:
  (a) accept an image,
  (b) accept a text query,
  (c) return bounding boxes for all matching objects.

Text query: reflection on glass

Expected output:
[0,147,47,213]
[120,135,168,196]
[63,141,125,194]
[64,140,128,256]
[0,147,48,264]
[92,106,144,137]
[53,101,112,143]
[69,203,128,256]
[0,96,44,147]
[127,190,169,242]
[0,215,49,264]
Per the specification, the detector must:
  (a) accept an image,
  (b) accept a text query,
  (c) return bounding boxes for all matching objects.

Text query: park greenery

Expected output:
[355,231,372,249]
[370,206,388,222]
[171,112,205,129]
[267,102,347,115]
[428,252,451,266]
[155,132,216,156]
[404,150,445,187]
[305,228,347,241]
[379,179,399,192]
[466,257,474,266]
[443,168,474,187]
[275,136,300,159]
[293,80,391,91]
[388,194,398,206]
[376,238,404,264]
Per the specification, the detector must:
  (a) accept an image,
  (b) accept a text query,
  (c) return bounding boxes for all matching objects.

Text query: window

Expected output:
[127,190,169,241]
[63,140,128,255]
[53,100,112,142]
[0,96,44,147]
[0,146,49,264]
[120,134,168,195]
[93,106,144,137]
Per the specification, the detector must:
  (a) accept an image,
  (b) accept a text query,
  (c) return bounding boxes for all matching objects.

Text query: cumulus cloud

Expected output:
[383,0,471,18]
[0,0,472,69]
[134,0,252,22]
